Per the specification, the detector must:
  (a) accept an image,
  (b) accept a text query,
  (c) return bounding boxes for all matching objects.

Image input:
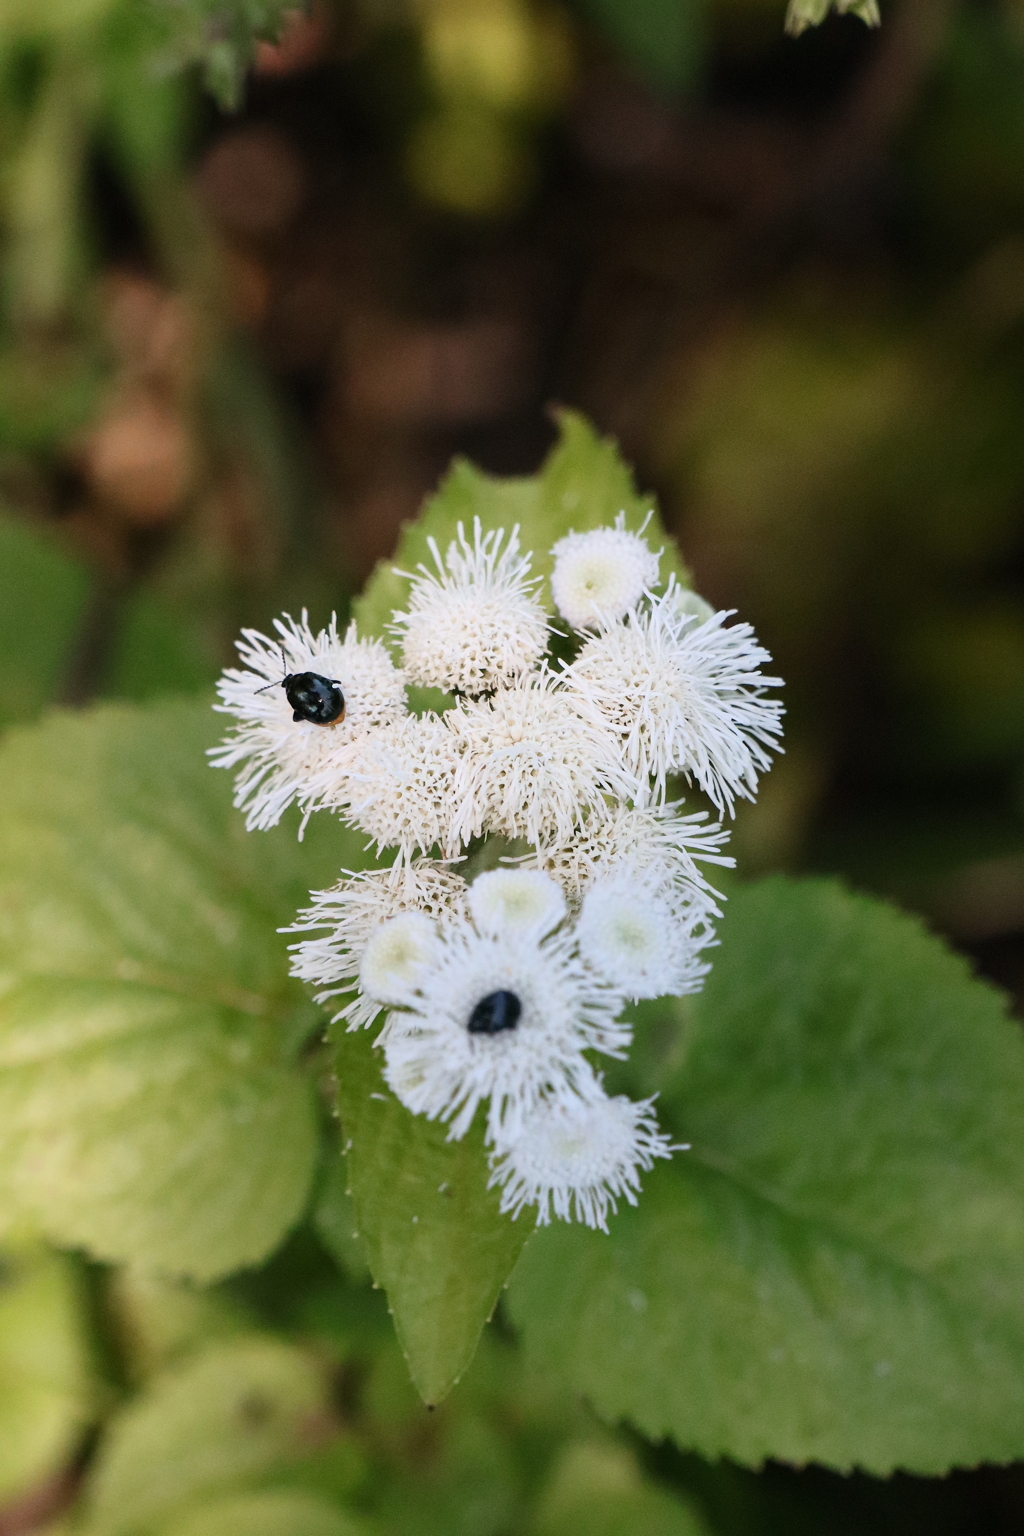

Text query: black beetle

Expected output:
[256,652,346,725]
[467,989,522,1035]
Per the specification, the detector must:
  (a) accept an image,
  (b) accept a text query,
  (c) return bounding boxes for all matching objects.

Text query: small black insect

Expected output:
[467,990,522,1035]
[256,650,345,726]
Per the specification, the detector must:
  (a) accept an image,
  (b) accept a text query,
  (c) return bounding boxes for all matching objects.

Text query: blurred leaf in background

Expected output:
[0,1243,96,1504]
[0,514,90,726]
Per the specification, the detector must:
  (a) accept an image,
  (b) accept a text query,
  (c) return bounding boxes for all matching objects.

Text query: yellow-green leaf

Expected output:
[82,1337,336,1536]
[352,410,689,645]
[0,700,366,1280]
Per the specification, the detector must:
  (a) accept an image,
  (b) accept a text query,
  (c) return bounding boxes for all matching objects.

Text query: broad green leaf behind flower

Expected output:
[352,410,691,647]
[0,699,364,1280]
[333,1026,533,1406]
[509,877,1024,1473]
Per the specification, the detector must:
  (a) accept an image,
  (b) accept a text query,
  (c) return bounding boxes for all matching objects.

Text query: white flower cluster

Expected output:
[213,515,783,1231]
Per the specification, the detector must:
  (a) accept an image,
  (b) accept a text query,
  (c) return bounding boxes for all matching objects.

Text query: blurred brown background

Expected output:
[3,0,1024,975]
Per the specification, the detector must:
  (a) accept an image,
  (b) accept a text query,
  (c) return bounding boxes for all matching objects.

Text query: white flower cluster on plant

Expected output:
[213,517,783,1231]
[209,611,408,832]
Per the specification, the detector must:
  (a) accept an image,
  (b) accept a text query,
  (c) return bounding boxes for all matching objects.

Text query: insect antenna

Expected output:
[254,644,288,694]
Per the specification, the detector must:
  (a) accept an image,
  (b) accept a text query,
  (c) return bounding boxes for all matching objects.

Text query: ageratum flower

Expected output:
[390,518,548,696]
[564,579,784,814]
[488,1079,677,1231]
[448,672,633,848]
[340,712,463,862]
[467,867,568,942]
[360,911,443,1006]
[210,612,407,831]
[526,799,732,905]
[371,873,629,1141]
[216,510,786,1232]
[550,514,660,632]
[574,874,713,1000]
[288,860,469,1030]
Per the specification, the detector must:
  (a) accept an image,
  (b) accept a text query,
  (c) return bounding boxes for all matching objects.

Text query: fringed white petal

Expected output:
[287,861,469,1029]
[468,868,567,942]
[341,712,463,862]
[447,672,635,848]
[391,518,548,695]
[380,919,628,1142]
[575,874,714,1000]
[488,1080,676,1231]
[550,515,660,632]
[563,579,784,815]
[209,612,407,831]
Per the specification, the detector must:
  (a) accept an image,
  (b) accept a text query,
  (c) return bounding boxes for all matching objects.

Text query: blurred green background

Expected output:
[2,0,1024,1529]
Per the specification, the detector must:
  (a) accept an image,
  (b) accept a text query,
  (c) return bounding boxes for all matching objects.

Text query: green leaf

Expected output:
[0,1241,95,1501]
[534,1441,710,1536]
[313,1147,371,1285]
[534,411,690,593]
[82,1336,336,1536]
[508,877,1024,1473]
[333,1026,533,1405]
[102,588,222,702]
[158,1491,370,1536]
[0,699,366,1280]
[107,1269,250,1384]
[0,513,90,729]
[352,410,690,645]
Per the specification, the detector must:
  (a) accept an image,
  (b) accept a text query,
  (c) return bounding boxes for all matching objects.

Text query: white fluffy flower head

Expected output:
[391,518,548,695]
[488,1083,676,1231]
[449,673,632,848]
[360,912,442,1005]
[288,860,468,1030]
[210,613,407,831]
[528,800,731,905]
[565,580,784,814]
[341,712,462,861]
[575,875,712,999]
[550,514,660,632]
[379,906,629,1141]
[468,868,567,942]
[215,504,788,1230]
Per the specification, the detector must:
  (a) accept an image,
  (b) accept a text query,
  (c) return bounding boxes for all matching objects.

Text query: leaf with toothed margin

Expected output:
[352,409,690,646]
[332,1024,533,1405]
[0,698,367,1281]
[508,877,1024,1474]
